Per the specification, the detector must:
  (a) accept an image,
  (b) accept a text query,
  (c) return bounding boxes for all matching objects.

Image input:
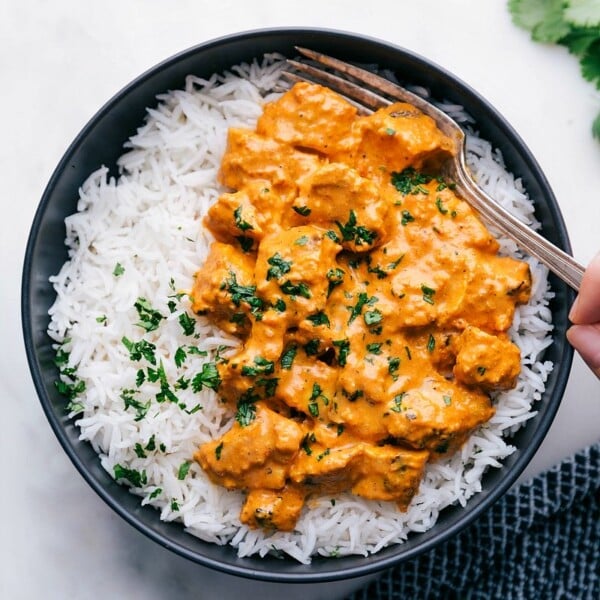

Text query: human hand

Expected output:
[566,252,600,378]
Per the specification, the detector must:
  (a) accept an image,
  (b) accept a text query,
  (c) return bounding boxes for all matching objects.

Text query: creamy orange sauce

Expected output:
[191,82,531,531]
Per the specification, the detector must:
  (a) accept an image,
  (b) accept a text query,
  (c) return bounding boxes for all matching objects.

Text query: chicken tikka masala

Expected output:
[190,82,531,532]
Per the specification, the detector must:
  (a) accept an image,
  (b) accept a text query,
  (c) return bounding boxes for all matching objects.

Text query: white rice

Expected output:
[47,54,554,563]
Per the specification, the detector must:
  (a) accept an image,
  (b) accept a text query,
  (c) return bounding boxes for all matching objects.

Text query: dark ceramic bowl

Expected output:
[22,28,574,583]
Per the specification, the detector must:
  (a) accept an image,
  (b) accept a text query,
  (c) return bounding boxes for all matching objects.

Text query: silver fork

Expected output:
[284,47,584,291]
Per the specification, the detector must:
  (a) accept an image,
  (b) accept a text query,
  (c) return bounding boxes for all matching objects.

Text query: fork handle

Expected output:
[453,156,584,292]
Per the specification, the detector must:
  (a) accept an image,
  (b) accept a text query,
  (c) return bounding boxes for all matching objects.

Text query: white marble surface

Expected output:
[3,1,600,598]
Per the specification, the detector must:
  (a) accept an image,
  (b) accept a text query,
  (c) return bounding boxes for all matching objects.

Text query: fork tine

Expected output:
[285,59,389,112]
[294,46,463,144]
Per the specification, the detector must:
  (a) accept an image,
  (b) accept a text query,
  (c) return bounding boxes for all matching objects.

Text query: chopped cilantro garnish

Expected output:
[235,398,257,427]
[241,356,275,377]
[421,284,436,305]
[223,271,264,319]
[292,205,312,216]
[177,461,192,480]
[96,315,107,324]
[435,196,449,214]
[333,339,350,366]
[307,311,331,327]
[148,487,162,501]
[113,262,125,277]
[114,464,147,487]
[391,167,432,195]
[388,357,400,379]
[215,442,223,460]
[280,346,297,370]
[122,337,157,365]
[366,342,382,355]
[280,280,311,299]
[427,334,436,353]
[236,235,254,252]
[174,346,187,368]
[335,210,377,246]
[178,312,196,336]
[121,388,151,421]
[234,205,253,231]
[191,362,220,392]
[304,339,321,356]
[400,210,415,226]
[266,252,292,281]
[391,392,406,413]
[134,443,146,458]
[364,309,382,326]
[294,235,309,246]
[134,298,165,332]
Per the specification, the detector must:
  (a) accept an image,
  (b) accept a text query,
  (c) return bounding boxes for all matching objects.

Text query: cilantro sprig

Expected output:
[509,0,600,138]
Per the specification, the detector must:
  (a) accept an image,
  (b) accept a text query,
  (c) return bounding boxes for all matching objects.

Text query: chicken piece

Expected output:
[204,181,293,249]
[453,326,522,391]
[344,102,455,181]
[256,81,358,156]
[274,347,338,419]
[194,402,304,490]
[351,444,429,509]
[219,128,322,195]
[255,225,341,324]
[190,242,258,335]
[384,375,495,456]
[289,435,428,510]
[457,256,531,332]
[292,163,389,252]
[240,485,306,531]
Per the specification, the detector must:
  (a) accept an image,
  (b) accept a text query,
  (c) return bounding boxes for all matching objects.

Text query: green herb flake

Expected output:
[307,311,331,327]
[388,357,401,379]
[174,346,187,368]
[234,205,254,231]
[443,395,452,406]
[122,337,157,365]
[294,235,309,246]
[223,271,264,319]
[391,392,406,413]
[241,356,275,377]
[266,252,292,281]
[292,205,312,216]
[427,334,436,353]
[113,262,125,277]
[280,280,311,299]
[191,362,221,392]
[215,442,223,460]
[121,388,151,421]
[391,167,432,195]
[96,314,107,324]
[435,196,449,215]
[304,338,321,356]
[366,342,382,355]
[477,366,487,376]
[134,443,147,459]
[235,398,257,427]
[170,499,180,511]
[421,284,436,305]
[401,210,415,226]
[177,461,192,480]
[335,210,377,246]
[178,312,196,336]
[134,297,165,333]
[364,309,382,326]
[114,464,147,488]
[333,339,350,366]
[148,487,162,501]
[280,345,298,370]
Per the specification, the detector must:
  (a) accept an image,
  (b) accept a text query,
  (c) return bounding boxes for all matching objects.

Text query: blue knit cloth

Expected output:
[351,443,600,599]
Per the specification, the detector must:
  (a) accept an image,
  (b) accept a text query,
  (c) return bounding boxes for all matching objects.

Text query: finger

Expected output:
[566,323,600,379]
[569,252,600,325]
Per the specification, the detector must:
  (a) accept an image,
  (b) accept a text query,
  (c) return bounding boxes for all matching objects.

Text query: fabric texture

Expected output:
[350,442,600,599]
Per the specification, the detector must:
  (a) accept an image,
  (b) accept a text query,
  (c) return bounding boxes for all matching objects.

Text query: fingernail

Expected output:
[569,295,579,322]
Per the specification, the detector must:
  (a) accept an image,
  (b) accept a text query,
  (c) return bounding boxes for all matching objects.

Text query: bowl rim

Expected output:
[21,26,575,582]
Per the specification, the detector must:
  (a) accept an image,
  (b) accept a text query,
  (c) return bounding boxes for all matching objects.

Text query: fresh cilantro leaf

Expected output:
[266,253,292,281]
[580,38,600,88]
[509,0,570,42]
[564,0,600,27]
[191,362,220,392]
[114,464,147,487]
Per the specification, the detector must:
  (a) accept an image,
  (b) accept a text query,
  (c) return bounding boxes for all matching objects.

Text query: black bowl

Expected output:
[22,27,574,583]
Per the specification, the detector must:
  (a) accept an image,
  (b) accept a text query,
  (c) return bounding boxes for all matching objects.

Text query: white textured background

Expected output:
[2,1,600,598]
